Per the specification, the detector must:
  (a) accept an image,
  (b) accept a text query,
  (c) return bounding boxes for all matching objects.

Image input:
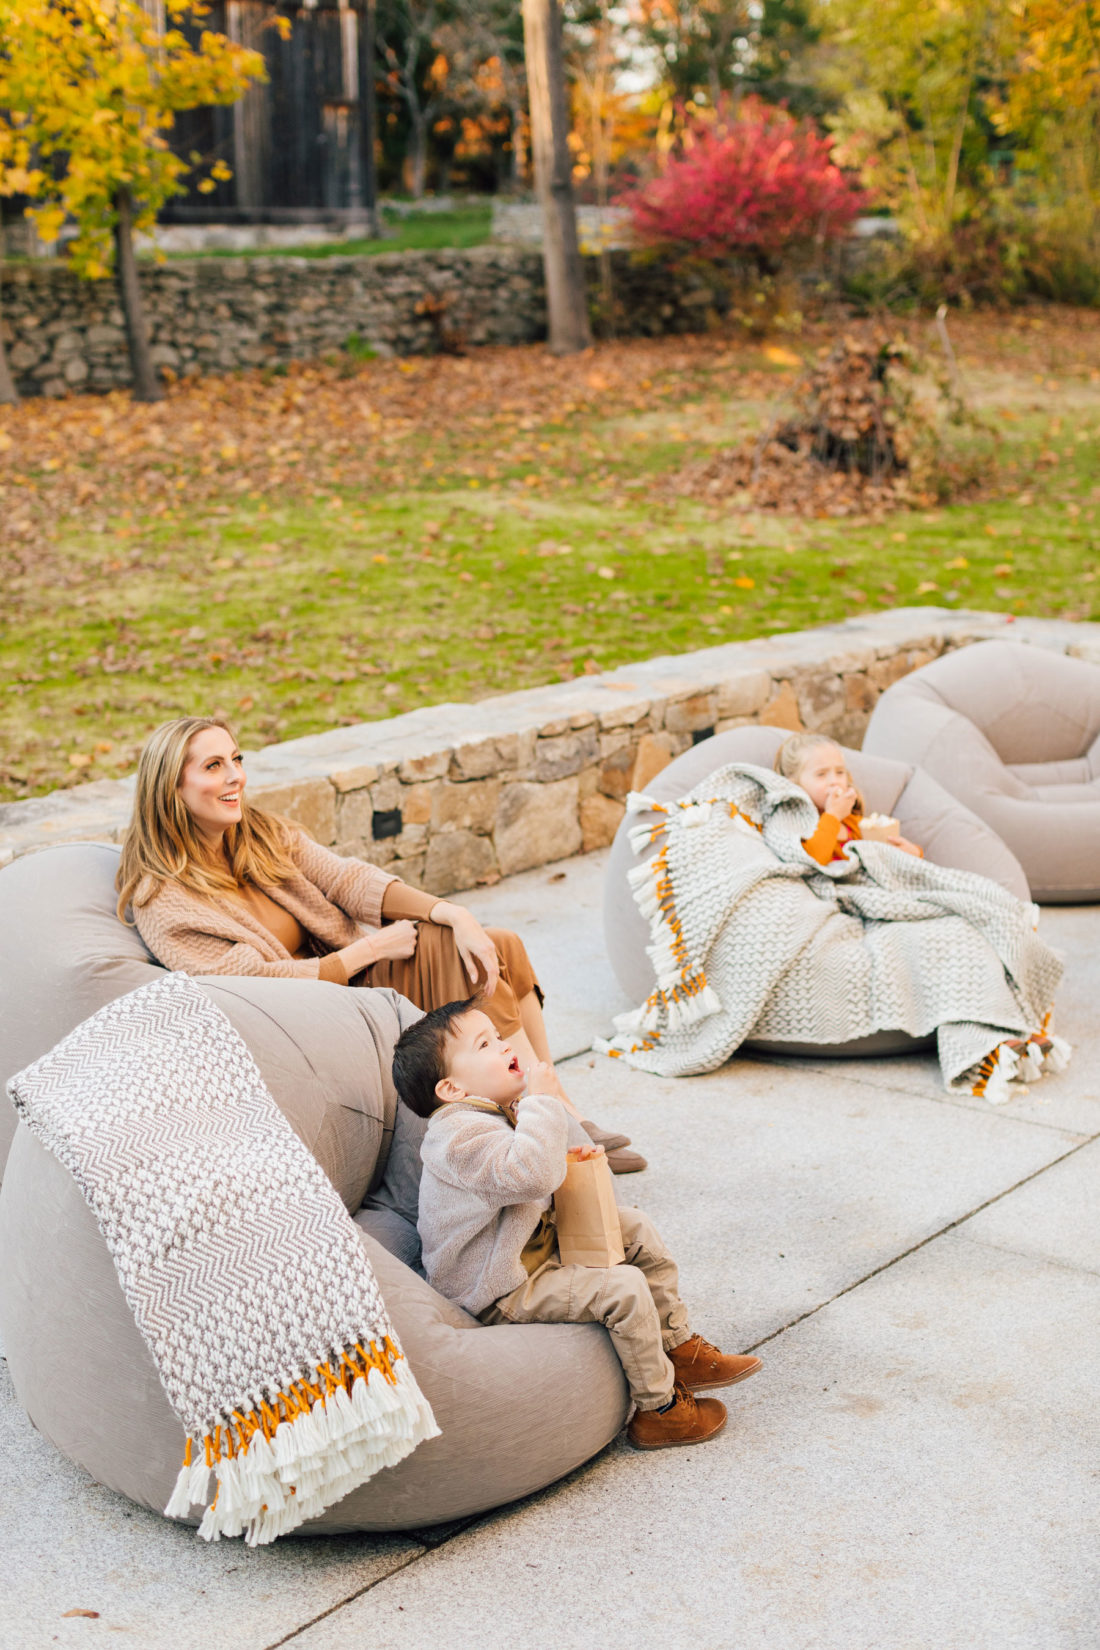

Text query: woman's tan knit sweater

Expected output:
[130,831,413,986]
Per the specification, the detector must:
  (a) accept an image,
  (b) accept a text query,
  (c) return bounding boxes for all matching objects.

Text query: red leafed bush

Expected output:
[624,100,867,268]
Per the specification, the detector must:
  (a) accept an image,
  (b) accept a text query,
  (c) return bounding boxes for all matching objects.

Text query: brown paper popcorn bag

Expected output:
[554,1149,626,1268]
[859,813,900,842]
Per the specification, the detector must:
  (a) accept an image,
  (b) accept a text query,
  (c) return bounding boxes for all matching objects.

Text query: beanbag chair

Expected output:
[0,845,627,1531]
[603,725,1028,1056]
[0,844,163,1180]
[863,640,1100,903]
[0,843,401,1195]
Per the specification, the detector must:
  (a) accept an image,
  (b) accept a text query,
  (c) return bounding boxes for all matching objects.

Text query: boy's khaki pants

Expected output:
[481,1207,691,1410]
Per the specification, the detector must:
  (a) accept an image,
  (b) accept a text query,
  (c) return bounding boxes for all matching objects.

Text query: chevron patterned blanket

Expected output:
[7,974,439,1544]
[599,763,1070,1102]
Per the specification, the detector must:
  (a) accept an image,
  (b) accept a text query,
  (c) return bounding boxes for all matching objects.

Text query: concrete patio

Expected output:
[2,848,1097,1649]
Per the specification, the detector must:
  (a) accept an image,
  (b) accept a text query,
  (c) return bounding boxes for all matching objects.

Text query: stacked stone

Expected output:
[5,611,1096,887]
[0,247,552,397]
[0,243,828,398]
[254,637,944,892]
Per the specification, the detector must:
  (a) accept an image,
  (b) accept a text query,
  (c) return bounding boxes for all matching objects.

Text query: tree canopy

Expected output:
[0,0,266,278]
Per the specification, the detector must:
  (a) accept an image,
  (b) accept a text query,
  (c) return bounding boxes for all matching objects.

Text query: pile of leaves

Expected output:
[677,333,981,517]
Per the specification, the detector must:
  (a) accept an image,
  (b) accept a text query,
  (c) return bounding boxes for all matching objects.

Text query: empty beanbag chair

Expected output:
[0,844,627,1532]
[863,640,1100,903]
[603,725,1028,1057]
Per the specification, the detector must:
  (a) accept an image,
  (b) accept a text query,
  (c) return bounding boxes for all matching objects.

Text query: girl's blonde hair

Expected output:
[773,732,863,815]
[116,716,296,921]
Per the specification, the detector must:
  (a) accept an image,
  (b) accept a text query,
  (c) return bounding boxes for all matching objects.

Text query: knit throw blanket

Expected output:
[598,763,1070,1103]
[7,974,439,1545]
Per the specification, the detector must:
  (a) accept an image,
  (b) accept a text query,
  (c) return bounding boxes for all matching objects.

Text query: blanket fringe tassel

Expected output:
[607,807,735,1058]
[165,1336,439,1546]
[964,1014,1072,1105]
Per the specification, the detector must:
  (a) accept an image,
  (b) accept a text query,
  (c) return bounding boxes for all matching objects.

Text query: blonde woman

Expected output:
[117,717,643,1171]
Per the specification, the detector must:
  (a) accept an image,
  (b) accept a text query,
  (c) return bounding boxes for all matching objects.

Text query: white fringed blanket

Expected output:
[7,974,439,1544]
[598,763,1070,1102]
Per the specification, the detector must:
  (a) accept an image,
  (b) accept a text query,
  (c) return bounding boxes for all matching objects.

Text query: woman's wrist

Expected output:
[428,900,461,927]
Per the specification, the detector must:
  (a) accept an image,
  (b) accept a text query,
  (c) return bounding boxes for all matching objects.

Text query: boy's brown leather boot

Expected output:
[669,1333,762,1391]
[627,1382,727,1450]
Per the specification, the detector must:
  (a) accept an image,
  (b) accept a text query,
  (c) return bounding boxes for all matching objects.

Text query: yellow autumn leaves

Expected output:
[0,0,265,279]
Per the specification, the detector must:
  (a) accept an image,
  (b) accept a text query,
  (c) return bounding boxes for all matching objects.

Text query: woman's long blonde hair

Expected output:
[773,732,863,815]
[116,716,296,920]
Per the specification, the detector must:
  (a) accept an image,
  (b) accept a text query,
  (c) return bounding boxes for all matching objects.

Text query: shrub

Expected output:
[844,209,1100,312]
[622,99,867,272]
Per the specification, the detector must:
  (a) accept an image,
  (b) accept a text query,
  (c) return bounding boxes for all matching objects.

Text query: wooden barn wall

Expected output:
[167,0,370,218]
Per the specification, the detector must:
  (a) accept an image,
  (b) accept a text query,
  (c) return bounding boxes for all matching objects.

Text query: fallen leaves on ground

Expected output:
[677,437,922,517]
[1,307,1099,804]
[4,307,1097,565]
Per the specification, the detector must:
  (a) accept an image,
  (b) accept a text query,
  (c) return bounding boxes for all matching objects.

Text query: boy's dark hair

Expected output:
[392,997,480,1118]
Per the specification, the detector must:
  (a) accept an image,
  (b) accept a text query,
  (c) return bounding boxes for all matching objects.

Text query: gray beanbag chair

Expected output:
[863,640,1100,903]
[0,845,627,1532]
[603,725,1028,1058]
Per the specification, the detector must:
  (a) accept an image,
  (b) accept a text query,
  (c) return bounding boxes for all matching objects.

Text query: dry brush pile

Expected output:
[678,333,987,517]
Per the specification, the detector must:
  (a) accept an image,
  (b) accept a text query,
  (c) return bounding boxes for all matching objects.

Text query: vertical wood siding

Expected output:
[168,0,370,217]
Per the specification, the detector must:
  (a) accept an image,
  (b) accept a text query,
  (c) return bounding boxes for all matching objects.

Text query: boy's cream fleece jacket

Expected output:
[417,1094,590,1316]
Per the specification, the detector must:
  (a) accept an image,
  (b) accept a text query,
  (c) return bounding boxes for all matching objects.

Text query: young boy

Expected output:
[392,998,762,1449]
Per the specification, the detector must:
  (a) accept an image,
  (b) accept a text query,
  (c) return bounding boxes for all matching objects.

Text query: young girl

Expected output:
[772,732,1064,1089]
[774,733,923,866]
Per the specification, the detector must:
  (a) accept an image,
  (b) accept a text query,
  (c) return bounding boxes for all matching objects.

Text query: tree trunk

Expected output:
[522,0,591,354]
[0,318,17,406]
[592,3,613,338]
[0,284,17,407]
[0,206,18,406]
[114,186,162,404]
[358,0,382,237]
[943,8,987,234]
[407,109,428,199]
[508,95,527,190]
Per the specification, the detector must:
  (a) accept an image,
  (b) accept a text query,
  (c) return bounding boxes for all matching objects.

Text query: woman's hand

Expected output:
[429,902,500,997]
[824,782,858,821]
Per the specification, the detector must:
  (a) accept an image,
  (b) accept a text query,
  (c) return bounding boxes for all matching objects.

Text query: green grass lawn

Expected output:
[1,310,1098,803]
[156,201,493,262]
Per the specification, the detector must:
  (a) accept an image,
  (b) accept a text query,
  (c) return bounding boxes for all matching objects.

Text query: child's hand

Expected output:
[524,1059,566,1100]
[888,835,923,858]
[824,781,858,821]
[566,1144,605,1162]
[370,919,419,962]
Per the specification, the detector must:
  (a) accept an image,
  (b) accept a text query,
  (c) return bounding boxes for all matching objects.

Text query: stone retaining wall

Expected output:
[492,202,633,250]
[0,243,749,399]
[4,609,1098,884]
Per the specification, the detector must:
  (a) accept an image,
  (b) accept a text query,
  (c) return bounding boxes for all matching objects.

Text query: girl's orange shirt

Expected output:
[802,811,862,866]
